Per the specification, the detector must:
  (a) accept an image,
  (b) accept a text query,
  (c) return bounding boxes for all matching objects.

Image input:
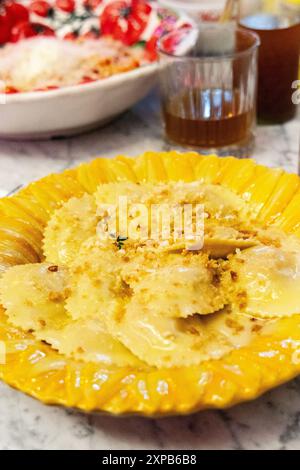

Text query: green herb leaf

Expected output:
[111,234,128,250]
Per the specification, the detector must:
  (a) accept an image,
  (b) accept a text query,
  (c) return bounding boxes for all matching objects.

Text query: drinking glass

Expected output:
[240,14,300,123]
[157,26,260,157]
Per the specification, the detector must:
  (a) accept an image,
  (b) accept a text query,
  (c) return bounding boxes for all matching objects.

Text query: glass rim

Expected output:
[240,16,300,33]
[157,27,260,62]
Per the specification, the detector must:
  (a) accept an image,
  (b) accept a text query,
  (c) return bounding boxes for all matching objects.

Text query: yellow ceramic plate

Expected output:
[1,151,300,416]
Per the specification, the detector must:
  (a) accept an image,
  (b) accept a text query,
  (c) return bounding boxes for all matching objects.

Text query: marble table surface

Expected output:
[0,92,300,450]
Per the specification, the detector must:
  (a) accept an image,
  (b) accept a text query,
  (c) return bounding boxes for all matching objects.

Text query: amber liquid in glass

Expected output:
[241,14,300,124]
[163,88,254,148]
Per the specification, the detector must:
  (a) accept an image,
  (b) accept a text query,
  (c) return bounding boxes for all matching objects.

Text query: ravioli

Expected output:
[43,194,98,266]
[94,181,251,225]
[0,262,139,366]
[1,180,300,369]
[35,318,141,366]
[65,235,226,322]
[107,302,270,368]
[65,237,124,321]
[94,181,257,255]
[0,263,69,331]
[129,254,226,318]
[95,182,152,206]
[229,239,300,318]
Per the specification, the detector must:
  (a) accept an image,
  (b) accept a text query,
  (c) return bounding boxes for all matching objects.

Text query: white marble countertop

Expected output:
[0,91,300,450]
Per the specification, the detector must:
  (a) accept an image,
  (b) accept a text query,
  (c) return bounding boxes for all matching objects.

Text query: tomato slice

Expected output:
[55,0,75,14]
[0,6,13,44]
[30,1,52,17]
[5,2,29,25]
[10,21,55,42]
[63,31,79,40]
[83,0,103,10]
[100,0,152,46]
[5,86,19,94]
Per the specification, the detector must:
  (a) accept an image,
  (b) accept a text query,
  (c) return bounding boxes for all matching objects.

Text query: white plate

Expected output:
[0,62,158,140]
[0,0,193,140]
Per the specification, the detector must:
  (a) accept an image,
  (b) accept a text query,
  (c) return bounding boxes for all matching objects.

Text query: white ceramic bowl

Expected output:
[0,62,158,140]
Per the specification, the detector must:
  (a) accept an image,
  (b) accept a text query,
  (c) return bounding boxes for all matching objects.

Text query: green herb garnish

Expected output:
[109,233,128,249]
[116,235,128,250]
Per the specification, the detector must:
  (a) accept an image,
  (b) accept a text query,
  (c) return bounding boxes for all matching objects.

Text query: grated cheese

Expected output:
[0,36,144,92]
